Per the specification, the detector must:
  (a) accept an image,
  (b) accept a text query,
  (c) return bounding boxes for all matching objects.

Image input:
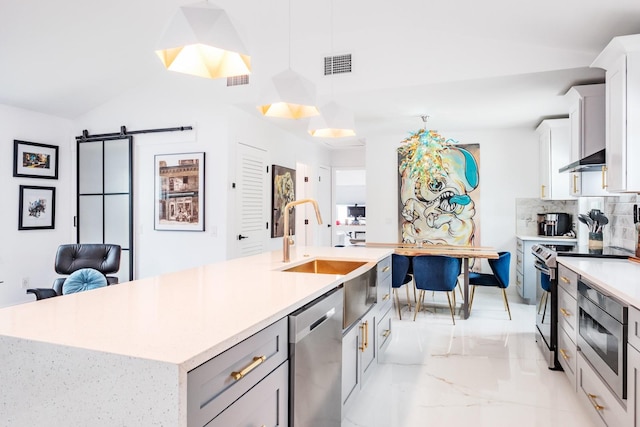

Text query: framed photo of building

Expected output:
[13,140,59,179]
[271,165,296,238]
[18,185,56,230]
[154,152,205,231]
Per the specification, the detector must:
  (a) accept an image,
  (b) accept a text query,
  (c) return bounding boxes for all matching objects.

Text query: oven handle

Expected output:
[533,261,554,280]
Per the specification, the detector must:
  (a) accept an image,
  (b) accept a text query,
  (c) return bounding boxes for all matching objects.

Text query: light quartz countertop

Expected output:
[558,256,640,309]
[0,246,392,372]
[517,235,578,242]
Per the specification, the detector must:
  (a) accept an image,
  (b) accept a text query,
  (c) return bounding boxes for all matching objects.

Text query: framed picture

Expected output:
[13,140,59,179]
[19,185,56,230]
[271,165,296,238]
[154,152,205,231]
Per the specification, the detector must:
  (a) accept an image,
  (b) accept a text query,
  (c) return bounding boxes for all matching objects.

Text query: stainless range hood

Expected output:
[558,149,606,173]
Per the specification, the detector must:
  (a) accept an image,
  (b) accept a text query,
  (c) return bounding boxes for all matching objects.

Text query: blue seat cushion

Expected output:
[62,268,108,295]
[469,272,501,287]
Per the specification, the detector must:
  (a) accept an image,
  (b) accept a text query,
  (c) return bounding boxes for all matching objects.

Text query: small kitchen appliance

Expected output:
[537,213,571,236]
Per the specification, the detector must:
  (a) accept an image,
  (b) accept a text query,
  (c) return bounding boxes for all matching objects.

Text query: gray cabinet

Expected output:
[205,362,288,427]
[187,318,288,427]
[516,237,576,304]
[628,306,640,427]
[557,265,578,390]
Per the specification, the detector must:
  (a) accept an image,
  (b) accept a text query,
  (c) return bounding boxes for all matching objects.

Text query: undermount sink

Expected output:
[282,259,367,275]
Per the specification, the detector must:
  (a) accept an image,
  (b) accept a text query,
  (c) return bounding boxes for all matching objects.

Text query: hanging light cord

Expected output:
[288,0,292,69]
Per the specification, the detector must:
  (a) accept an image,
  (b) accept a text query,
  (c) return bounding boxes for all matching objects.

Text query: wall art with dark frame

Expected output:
[18,185,56,230]
[154,152,205,231]
[271,165,296,238]
[13,140,59,179]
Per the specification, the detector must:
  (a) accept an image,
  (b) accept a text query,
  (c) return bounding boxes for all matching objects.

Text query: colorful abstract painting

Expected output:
[397,129,480,246]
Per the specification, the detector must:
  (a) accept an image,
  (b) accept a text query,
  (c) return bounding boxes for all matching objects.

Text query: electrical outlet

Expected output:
[21,277,29,289]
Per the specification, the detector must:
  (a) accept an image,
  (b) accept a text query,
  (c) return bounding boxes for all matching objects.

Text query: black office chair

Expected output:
[27,243,121,300]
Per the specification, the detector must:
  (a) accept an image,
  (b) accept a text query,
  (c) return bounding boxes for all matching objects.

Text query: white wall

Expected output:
[366,127,540,273]
[75,73,331,279]
[0,105,75,307]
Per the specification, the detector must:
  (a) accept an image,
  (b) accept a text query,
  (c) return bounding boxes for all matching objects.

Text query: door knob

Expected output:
[238,234,249,240]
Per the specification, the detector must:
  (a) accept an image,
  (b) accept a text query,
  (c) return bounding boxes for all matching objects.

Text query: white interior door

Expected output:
[234,143,268,258]
[318,166,332,246]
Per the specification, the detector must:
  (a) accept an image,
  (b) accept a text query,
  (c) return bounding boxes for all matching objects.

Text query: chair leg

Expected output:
[413,280,417,303]
[405,284,412,311]
[414,290,425,321]
[502,289,512,320]
[446,292,456,325]
[393,288,402,320]
[469,285,476,313]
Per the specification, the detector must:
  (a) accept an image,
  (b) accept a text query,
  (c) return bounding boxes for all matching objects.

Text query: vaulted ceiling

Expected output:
[2,0,639,143]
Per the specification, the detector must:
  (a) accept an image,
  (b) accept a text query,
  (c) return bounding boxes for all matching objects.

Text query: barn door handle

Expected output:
[238,235,249,240]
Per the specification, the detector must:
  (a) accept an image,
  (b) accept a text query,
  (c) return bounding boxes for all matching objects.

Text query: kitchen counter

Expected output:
[516,234,578,242]
[0,246,392,426]
[558,256,640,308]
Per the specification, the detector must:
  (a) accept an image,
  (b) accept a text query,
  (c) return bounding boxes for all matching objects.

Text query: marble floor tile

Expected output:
[342,287,598,427]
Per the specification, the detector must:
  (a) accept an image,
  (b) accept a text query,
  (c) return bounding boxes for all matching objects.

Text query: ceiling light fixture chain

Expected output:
[421,114,430,130]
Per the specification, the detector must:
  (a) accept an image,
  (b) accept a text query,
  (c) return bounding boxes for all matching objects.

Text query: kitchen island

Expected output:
[0,246,392,426]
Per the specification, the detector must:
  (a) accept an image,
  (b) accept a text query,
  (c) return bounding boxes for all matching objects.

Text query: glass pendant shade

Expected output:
[258,69,319,119]
[308,101,356,137]
[155,2,251,79]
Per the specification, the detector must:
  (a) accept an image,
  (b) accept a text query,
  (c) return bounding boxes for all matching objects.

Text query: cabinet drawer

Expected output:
[377,304,392,359]
[557,264,578,298]
[205,361,288,427]
[377,256,391,281]
[516,272,524,298]
[516,239,523,252]
[187,317,288,427]
[516,251,523,274]
[629,306,640,352]
[557,327,577,391]
[558,286,578,343]
[377,272,392,308]
[577,352,627,427]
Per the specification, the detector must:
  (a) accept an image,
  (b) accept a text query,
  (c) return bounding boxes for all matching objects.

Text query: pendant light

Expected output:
[308,0,356,137]
[257,0,319,119]
[155,2,250,80]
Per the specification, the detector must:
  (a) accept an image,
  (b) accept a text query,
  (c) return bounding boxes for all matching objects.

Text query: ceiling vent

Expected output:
[324,54,352,75]
[227,74,249,87]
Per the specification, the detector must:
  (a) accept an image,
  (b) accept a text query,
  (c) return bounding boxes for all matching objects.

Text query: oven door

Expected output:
[577,289,627,400]
[534,261,553,350]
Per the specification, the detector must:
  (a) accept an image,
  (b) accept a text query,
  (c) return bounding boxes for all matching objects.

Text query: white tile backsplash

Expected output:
[515,198,578,236]
[604,193,638,251]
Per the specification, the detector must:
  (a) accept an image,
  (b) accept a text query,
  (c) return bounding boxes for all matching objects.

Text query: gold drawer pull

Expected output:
[382,329,390,338]
[382,266,390,273]
[560,308,571,317]
[383,293,390,301]
[560,276,570,284]
[231,356,266,380]
[588,393,605,411]
[559,349,570,360]
[359,321,369,351]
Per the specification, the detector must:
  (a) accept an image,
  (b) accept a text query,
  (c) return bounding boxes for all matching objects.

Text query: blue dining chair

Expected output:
[392,254,413,319]
[412,255,462,324]
[469,251,512,320]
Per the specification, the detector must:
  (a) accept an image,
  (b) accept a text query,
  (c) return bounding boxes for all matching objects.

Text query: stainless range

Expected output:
[531,243,633,370]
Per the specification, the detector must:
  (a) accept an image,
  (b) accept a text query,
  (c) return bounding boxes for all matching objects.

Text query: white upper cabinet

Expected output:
[564,84,609,197]
[537,118,573,200]
[591,34,640,192]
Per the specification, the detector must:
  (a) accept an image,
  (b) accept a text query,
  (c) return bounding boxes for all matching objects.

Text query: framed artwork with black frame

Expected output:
[13,140,59,179]
[18,185,56,230]
[154,152,205,231]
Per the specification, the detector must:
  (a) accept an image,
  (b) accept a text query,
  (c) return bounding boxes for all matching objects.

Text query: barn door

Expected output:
[77,136,133,282]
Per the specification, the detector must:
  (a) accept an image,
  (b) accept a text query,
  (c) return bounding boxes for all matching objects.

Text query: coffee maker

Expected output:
[537,213,571,236]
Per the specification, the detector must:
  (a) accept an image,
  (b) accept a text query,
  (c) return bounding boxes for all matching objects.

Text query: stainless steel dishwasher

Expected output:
[289,287,344,427]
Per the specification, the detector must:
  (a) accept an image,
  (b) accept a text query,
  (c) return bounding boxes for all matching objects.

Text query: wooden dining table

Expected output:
[367,242,499,319]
